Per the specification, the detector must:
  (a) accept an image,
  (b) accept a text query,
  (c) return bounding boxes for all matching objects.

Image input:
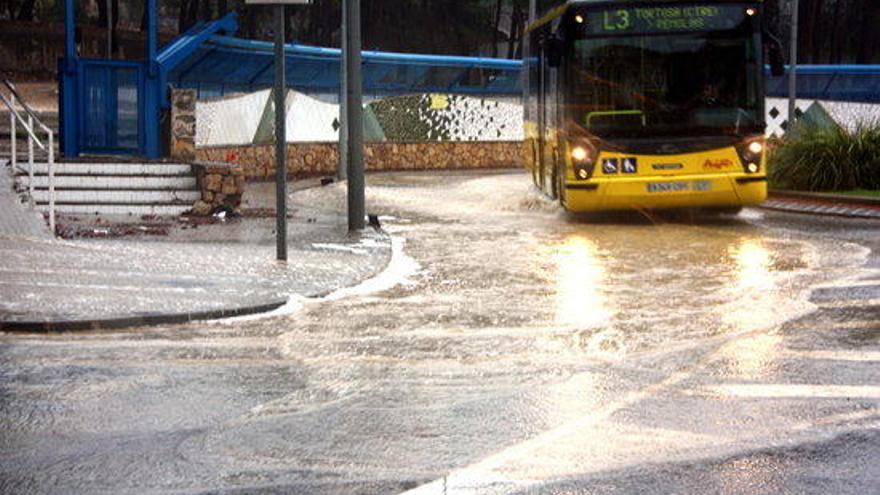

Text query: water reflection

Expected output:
[724,239,777,332]
[721,239,785,378]
[552,236,612,330]
[720,332,783,380]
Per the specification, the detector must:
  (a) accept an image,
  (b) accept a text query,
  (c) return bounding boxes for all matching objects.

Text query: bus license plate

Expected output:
[646,181,712,193]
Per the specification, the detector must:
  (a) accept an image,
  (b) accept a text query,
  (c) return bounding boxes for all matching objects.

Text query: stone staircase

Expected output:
[3,110,200,219]
[11,161,200,217]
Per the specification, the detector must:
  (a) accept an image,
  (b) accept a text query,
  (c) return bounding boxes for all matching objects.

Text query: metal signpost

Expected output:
[246,0,311,261]
[788,0,800,128]
[344,0,365,232]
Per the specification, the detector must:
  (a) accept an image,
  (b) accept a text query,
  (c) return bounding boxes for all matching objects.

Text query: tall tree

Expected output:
[16,0,35,21]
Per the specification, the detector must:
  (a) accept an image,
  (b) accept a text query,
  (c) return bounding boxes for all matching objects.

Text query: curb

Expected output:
[770,189,880,206]
[762,191,880,220]
[0,298,288,333]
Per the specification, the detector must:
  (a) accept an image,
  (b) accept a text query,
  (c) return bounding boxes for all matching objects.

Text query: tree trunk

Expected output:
[200,0,213,22]
[491,0,502,57]
[856,0,877,63]
[16,0,36,21]
[178,0,201,33]
[98,0,108,27]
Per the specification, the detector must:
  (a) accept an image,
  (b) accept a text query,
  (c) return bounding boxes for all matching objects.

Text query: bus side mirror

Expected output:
[764,31,785,77]
[546,35,564,68]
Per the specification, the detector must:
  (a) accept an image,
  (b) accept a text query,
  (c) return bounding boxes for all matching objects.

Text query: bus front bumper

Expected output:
[563,174,767,212]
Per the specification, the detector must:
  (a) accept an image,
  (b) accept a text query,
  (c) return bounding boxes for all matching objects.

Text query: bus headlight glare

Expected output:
[747,162,759,173]
[748,141,764,154]
[571,146,589,162]
[577,168,590,179]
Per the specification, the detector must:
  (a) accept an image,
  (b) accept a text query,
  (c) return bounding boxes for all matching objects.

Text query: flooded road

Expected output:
[2,171,879,494]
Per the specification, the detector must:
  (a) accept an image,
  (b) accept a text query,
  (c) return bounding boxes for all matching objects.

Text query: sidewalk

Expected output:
[0,173,392,331]
[762,190,880,219]
[0,160,53,239]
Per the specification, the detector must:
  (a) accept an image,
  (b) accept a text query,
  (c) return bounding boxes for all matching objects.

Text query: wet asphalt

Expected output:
[1,171,879,494]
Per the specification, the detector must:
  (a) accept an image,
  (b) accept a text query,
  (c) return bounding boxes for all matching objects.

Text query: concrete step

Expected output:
[34,203,193,217]
[12,162,193,176]
[15,175,198,190]
[30,189,201,204]
[5,156,201,219]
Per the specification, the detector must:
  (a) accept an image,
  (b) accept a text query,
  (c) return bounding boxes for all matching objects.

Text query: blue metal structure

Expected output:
[60,9,521,159]
[168,35,523,100]
[766,65,880,103]
[61,0,163,158]
[59,4,880,160]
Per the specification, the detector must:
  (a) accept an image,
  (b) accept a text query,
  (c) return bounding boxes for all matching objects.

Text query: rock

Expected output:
[191,200,212,216]
[221,177,238,195]
[205,174,223,192]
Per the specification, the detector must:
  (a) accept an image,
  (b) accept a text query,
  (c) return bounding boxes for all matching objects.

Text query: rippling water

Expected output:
[0,172,873,494]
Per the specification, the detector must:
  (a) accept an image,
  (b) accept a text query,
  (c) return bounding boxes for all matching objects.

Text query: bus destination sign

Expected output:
[584,5,747,34]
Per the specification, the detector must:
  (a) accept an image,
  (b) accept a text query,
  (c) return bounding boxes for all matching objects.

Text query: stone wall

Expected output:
[189,162,246,216]
[194,142,523,180]
[170,89,197,161]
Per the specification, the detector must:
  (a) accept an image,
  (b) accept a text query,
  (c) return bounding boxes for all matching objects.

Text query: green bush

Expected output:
[768,122,880,192]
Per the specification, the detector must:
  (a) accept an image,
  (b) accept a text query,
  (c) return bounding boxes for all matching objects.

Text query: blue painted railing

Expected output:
[766,65,880,103]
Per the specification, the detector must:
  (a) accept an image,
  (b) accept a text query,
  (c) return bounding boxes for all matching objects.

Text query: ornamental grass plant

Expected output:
[768,122,880,192]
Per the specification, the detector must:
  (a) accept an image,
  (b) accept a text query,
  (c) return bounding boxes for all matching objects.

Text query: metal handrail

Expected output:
[0,92,45,150]
[1,80,52,135]
[1,81,55,234]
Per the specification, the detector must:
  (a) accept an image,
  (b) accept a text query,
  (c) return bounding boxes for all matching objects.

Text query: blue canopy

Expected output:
[164,16,522,100]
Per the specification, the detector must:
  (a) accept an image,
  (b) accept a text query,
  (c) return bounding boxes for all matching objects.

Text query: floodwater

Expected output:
[1,171,878,494]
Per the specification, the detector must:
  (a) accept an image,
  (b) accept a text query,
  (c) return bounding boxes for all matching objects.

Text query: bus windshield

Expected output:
[568,24,761,139]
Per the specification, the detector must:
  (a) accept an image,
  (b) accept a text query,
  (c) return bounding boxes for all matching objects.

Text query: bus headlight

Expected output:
[737,139,765,174]
[748,141,763,154]
[571,146,589,162]
[570,145,595,180]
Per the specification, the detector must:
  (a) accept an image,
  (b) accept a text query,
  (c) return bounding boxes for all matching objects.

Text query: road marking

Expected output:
[815,280,880,289]
[785,319,880,331]
[398,365,702,494]
[813,298,880,309]
[696,384,880,399]
[786,350,880,362]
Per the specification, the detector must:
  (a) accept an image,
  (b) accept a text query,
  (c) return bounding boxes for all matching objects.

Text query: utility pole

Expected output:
[524,0,536,121]
[344,0,365,231]
[788,0,799,129]
[274,4,288,261]
[247,0,312,260]
[106,0,112,59]
[338,0,348,181]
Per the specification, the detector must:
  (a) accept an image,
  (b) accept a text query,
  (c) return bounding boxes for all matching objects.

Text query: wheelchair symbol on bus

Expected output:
[602,158,619,174]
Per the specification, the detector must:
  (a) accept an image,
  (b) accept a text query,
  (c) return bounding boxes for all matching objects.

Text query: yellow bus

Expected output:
[524,0,783,212]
